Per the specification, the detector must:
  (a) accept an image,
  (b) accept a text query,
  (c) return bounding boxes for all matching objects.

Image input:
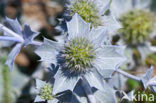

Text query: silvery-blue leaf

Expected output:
[6,43,22,71]
[110,0,133,18]
[35,79,46,90]
[95,45,126,78]
[149,76,156,93]
[81,76,97,103]
[3,17,22,36]
[35,38,61,65]
[71,93,87,103]
[48,98,59,103]
[141,66,154,89]
[150,86,156,93]
[108,73,127,89]
[56,91,73,103]
[67,13,90,39]
[47,64,59,76]
[93,0,112,15]
[0,41,14,47]
[101,14,122,33]
[121,90,135,102]
[84,69,105,91]
[93,85,117,103]
[137,43,151,62]
[71,80,88,103]
[53,69,80,94]
[88,27,107,46]
[54,34,66,45]
[23,24,39,46]
[148,76,156,86]
[34,95,45,102]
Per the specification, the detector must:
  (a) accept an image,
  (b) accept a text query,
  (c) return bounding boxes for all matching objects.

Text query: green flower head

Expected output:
[62,37,96,72]
[120,10,155,45]
[39,84,54,100]
[34,79,58,103]
[71,0,101,28]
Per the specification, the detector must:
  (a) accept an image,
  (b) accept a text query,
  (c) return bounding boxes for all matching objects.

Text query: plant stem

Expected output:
[30,41,43,46]
[0,36,22,42]
[116,69,141,82]
[3,66,11,103]
[0,24,24,42]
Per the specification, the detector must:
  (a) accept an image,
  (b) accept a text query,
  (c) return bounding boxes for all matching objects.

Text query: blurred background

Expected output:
[0,0,156,103]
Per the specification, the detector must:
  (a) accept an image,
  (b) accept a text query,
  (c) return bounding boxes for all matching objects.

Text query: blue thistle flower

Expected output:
[63,0,121,33]
[34,79,58,103]
[0,18,41,71]
[35,13,126,95]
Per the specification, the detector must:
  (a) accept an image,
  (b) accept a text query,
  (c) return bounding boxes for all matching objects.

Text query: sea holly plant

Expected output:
[0,17,42,71]
[0,1,156,103]
[110,0,156,69]
[35,13,126,102]
[61,0,121,34]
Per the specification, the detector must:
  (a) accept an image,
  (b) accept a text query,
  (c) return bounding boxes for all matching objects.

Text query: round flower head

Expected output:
[64,0,121,32]
[111,0,156,45]
[110,0,156,66]
[71,0,101,28]
[120,9,155,45]
[35,13,126,94]
[34,79,58,103]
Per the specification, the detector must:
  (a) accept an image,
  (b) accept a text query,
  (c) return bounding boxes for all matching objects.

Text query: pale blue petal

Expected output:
[23,24,39,46]
[71,93,87,103]
[94,0,112,15]
[53,69,80,94]
[54,34,66,45]
[149,77,156,93]
[4,17,22,36]
[94,45,126,78]
[48,98,59,103]
[108,73,127,89]
[6,43,22,71]
[141,66,154,89]
[84,69,105,91]
[35,38,61,65]
[93,85,117,103]
[67,13,90,39]
[71,81,88,103]
[34,95,45,102]
[35,79,46,90]
[0,41,14,47]
[111,0,133,18]
[101,14,122,33]
[88,27,107,47]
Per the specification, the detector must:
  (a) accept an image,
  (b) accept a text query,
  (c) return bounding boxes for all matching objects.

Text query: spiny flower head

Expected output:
[39,84,54,100]
[71,0,101,27]
[34,79,58,103]
[62,37,96,72]
[120,10,155,45]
